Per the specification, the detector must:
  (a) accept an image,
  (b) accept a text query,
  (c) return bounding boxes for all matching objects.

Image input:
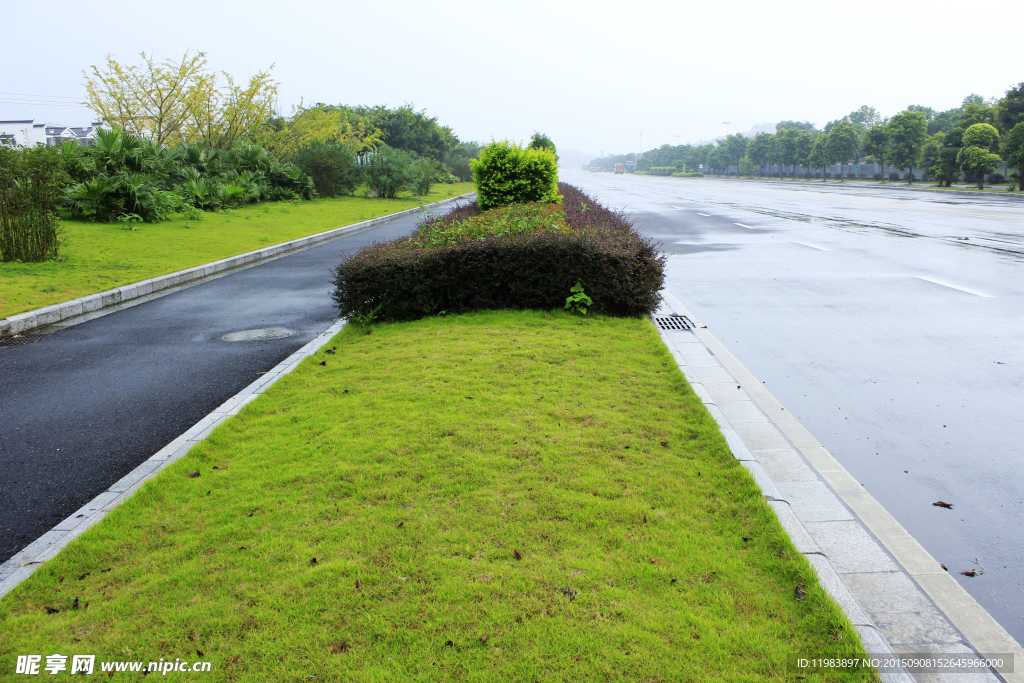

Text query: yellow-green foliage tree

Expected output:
[263,104,381,160]
[83,50,277,150]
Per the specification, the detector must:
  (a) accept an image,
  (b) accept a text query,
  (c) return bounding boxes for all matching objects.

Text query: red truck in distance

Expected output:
[614,163,625,174]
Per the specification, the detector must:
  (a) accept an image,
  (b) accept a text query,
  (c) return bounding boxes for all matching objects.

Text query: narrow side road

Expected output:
[0,213,423,562]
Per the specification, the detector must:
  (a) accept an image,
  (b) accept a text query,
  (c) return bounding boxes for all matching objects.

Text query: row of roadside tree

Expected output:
[590,87,1024,190]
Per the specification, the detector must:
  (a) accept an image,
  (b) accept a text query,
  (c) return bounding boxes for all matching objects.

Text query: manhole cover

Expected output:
[221,328,295,342]
[0,332,50,348]
[652,316,694,331]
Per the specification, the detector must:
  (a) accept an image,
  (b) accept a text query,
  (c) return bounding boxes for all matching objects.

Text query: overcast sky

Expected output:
[3,0,1021,160]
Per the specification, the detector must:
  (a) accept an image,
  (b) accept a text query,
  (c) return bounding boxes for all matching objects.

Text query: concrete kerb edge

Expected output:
[656,288,1023,682]
[0,192,477,338]
[0,318,348,600]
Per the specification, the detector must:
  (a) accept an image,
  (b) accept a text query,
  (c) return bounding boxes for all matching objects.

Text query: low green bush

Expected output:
[648,167,676,176]
[415,202,570,247]
[331,183,664,321]
[471,140,559,210]
[671,171,704,177]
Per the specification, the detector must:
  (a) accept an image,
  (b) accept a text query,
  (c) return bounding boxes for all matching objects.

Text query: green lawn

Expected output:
[0,310,872,682]
[0,182,475,319]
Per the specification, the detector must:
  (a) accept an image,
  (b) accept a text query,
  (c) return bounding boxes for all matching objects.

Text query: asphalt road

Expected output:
[563,168,1024,643]
[0,213,425,563]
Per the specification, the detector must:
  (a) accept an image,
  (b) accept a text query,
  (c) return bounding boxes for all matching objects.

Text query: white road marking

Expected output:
[697,212,710,216]
[916,276,994,298]
[735,223,755,229]
[794,242,828,251]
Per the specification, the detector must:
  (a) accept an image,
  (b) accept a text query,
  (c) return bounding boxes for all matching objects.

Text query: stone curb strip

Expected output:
[0,193,476,339]
[0,317,347,598]
[656,289,1020,683]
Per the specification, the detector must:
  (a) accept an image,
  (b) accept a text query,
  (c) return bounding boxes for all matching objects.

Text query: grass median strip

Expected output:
[0,310,872,681]
[0,182,474,319]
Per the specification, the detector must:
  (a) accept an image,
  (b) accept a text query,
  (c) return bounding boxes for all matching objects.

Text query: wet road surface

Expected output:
[563,169,1024,643]
[0,214,422,563]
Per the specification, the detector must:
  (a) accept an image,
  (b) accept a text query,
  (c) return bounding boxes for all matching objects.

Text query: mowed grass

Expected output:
[0,182,474,319]
[0,311,873,682]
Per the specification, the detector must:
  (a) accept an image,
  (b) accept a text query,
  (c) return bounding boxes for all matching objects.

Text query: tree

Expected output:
[340,104,458,162]
[528,132,557,156]
[1004,122,1024,191]
[958,101,996,129]
[776,128,798,177]
[746,133,774,178]
[364,145,416,198]
[958,123,1001,189]
[997,83,1024,134]
[828,119,860,180]
[957,146,1001,189]
[862,125,890,180]
[928,108,962,135]
[808,134,832,180]
[924,129,964,187]
[292,143,361,197]
[776,120,818,133]
[887,111,928,183]
[849,105,882,129]
[907,105,936,122]
[264,104,381,161]
[720,134,748,175]
[84,51,277,149]
[793,130,815,177]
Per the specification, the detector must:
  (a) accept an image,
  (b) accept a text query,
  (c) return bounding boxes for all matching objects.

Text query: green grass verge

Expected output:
[0,310,873,681]
[0,182,475,319]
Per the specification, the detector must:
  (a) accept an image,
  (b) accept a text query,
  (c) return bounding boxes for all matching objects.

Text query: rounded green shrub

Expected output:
[472,140,559,210]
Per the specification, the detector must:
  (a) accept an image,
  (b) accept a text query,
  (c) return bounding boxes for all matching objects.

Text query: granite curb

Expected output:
[0,192,476,339]
[0,318,347,597]
[655,289,1018,682]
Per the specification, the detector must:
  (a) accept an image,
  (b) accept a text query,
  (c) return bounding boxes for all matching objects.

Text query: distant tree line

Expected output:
[589,85,1024,190]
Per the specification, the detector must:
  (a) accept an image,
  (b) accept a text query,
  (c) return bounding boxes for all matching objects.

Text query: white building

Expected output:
[0,119,103,147]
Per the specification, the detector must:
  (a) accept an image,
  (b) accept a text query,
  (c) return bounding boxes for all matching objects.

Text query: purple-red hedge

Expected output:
[330,183,665,321]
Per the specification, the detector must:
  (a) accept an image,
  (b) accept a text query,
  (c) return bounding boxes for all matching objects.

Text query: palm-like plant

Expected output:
[64,176,123,221]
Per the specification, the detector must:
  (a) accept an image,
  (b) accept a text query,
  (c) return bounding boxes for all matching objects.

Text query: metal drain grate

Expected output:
[221,328,295,343]
[0,332,50,348]
[653,316,694,331]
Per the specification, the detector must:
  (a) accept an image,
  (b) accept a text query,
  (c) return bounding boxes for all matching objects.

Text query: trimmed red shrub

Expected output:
[330,183,665,321]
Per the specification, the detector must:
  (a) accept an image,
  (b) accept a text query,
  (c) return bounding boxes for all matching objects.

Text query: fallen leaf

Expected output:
[513,550,522,560]
[196,650,204,657]
[940,564,947,571]
[643,514,647,523]
[78,572,89,580]
[662,361,667,366]
[960,570,978,577]
[670,578,677,584]
[318,361,326,366]
[481,632,489,644]
[326,350,336,355]
[933,501,953,509]
[356,578,362,590]
[46,607,60,614]
[189,471,200,478]
[396,521,404,528]
[649,558,658,563]
[660,440,668,446]
[659,404,664,409]
[365,329,372,335]
[445,640,454,647]
[72,597,79,610]
[795,585,806,600]
[742,537,752,542]
[343,389,349,394]
[310,557,317,565]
